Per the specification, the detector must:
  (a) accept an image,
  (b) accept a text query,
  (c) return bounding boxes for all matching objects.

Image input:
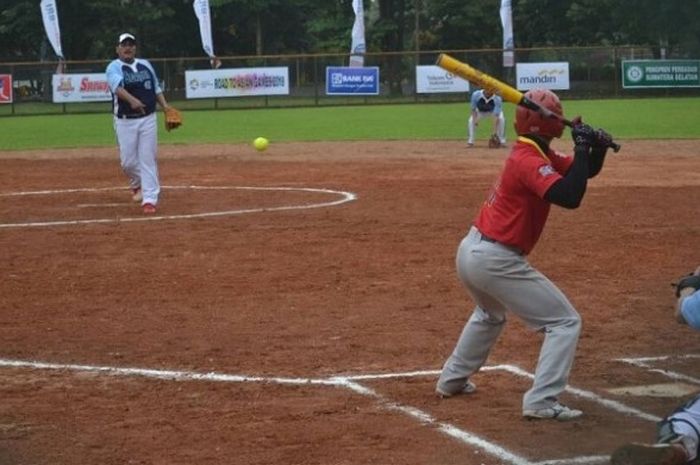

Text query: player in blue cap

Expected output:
[106,32,173,214]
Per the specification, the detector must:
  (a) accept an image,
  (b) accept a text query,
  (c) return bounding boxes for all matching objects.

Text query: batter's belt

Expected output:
[479,231,524,255]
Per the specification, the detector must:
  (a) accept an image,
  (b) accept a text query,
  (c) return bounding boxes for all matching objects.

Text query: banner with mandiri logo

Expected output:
[185,67,289,99]
[52,73,111,102]
[0,74,12,103]
[516,62,570,90]
[326,67,379,95]
[415,65,470,94]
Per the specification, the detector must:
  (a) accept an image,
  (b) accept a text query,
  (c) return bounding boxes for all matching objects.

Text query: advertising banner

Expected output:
[622,60,700,88]
[52,73,111,103]
[415,66,469,94]
[0,74,12,103]
[185,67,289,99]
[515,62,570,90]
[326,67,379,95]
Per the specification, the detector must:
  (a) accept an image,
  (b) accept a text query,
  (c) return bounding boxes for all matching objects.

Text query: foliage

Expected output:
[0,0,698,61]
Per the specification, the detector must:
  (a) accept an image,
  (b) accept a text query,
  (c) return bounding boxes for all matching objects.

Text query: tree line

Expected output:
[0,0,698,62]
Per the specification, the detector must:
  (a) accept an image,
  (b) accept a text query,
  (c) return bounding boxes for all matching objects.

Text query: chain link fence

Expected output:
[0,46,695,117]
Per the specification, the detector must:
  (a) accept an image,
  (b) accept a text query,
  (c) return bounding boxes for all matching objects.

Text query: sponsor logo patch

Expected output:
[538,165,555,177]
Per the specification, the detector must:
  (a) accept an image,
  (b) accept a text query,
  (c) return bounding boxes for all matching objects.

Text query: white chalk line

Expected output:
[0,185,357,229]
[77,203,130,208]
[616,354,700,386]
[0,357,665,465]
[339,378,533,465]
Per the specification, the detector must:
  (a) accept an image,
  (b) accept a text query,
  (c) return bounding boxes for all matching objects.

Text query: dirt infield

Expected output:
[1,140,699,465]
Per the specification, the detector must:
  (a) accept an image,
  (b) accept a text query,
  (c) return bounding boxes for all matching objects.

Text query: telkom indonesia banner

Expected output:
[516,62,570,90]
[415,66,469,94]
[0,74,13,103]
[185,68,290,99]
[52,73,111,102]
[40,0,64,59]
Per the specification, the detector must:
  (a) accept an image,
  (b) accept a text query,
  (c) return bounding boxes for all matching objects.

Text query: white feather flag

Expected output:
[500,0,514,67]
[40,0,64,59]
[193,0,221,68]
[349,0,366,67]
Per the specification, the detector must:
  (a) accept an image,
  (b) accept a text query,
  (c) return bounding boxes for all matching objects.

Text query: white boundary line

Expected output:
[0,185,357,229]
[0,357,664,465]
[616,354,700,385]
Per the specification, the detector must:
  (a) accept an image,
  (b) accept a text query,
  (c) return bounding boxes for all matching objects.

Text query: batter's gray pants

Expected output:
[437,226,581,411]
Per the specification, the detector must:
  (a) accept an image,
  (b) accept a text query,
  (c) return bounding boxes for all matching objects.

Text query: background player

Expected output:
[436,88,612,421]
[468,88,506,147]
[106,32,172,214]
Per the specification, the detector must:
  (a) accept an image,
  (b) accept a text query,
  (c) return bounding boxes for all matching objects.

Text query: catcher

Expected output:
[673,266,700,331]
[609,270,700,465]
[610,394,700,465]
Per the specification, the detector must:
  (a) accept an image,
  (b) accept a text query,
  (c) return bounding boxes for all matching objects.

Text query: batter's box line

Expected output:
[0,358,656,465]
[616,354,700,385]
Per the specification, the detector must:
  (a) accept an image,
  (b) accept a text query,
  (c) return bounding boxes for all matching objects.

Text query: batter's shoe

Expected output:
[435,381,476,398]
[142,203,156,214]
[523,402,583,421]
[610,443,687,465]
[131,187,142,203]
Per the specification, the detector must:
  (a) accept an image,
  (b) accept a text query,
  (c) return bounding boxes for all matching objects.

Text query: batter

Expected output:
[436,88,612,421]
[106,32,172,214]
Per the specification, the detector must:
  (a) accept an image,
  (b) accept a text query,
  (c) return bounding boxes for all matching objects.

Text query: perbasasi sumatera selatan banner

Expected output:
[622,60,700,88]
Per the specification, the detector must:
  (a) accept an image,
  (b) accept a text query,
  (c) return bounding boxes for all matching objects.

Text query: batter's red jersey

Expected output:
[474,136,574,255]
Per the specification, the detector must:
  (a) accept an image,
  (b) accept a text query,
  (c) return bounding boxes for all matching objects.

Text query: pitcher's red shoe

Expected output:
[142,203,156,214]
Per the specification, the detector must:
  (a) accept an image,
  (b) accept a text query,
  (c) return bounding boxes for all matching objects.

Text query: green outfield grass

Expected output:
[2,97,699,151]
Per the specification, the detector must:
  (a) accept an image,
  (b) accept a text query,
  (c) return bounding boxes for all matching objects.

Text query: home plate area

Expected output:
[1,353,698,465]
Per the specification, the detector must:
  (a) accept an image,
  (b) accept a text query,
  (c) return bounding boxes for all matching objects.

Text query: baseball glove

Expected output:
[164,106,183,131]
[488,133,501,148]
[674,272,700,297]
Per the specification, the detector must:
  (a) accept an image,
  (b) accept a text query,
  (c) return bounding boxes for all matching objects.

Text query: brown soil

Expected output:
[1,140,699,465]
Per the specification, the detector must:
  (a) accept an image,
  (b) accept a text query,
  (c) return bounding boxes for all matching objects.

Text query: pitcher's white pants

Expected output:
[114,113,160,206]
[468,111,506,145]
[437,227,581,411]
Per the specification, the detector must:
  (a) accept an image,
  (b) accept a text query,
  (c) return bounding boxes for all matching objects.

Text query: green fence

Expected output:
[0,46,697,117]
